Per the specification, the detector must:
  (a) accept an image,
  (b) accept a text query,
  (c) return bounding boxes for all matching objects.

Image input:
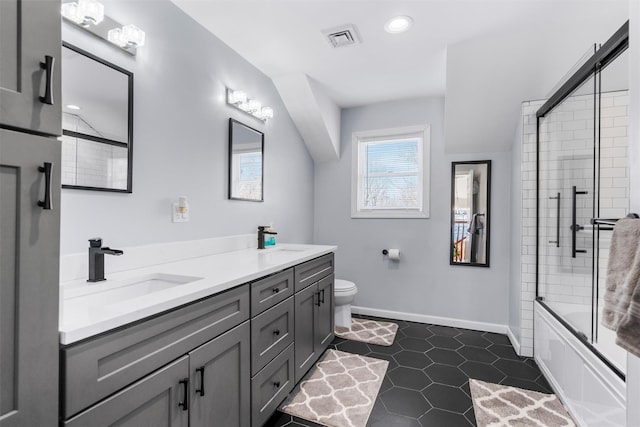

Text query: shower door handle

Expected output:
[571,186,588,258]
[548,193,560,247]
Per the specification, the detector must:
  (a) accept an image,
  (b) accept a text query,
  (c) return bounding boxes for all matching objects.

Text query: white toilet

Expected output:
[334,279,358,328]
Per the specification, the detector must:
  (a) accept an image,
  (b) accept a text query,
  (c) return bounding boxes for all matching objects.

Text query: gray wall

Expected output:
[313,97,510,327]
[60,0,314,254]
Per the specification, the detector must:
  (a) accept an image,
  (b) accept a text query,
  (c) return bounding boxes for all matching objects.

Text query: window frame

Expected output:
[351,125,430,219]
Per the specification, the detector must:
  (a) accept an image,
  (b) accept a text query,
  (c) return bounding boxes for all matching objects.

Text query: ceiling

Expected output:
[169,0,627,109]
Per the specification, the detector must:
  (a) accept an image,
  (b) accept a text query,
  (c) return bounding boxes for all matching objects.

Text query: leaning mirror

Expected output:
[228,118,264,201]
[450,160,491,267]
[61,42,133,192]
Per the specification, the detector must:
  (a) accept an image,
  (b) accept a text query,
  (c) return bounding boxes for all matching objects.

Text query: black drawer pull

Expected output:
[320,289,325,304]
[273,381,280,388]
[272,287,280,294]
[195,366,205,396]
[273,329,280,336]
[37,162,53,210]
[316,291,321,307]
[178,378,189,410]
[39,55,55,105]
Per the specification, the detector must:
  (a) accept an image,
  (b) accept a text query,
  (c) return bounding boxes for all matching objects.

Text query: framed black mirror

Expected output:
[228,118,264,201]
[61,42,133,192]
[450,160,491,267]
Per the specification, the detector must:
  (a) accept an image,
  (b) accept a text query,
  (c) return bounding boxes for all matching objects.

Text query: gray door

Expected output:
[0,128,60,427]
[294,284,318,383]
[0,0,61,136]
[64,356,190,427]
[316,274,334,351]
[189,321,250,427]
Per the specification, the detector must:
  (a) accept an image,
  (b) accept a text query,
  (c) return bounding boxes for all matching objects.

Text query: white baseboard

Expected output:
[507,327,522,355]
[351,306,508,335]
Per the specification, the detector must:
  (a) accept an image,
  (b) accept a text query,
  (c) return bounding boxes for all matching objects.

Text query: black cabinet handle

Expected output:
[273,329,280,336]
[178,378,189,410]
[39,55,55,105]
[195,367,205,396]
[272,287,280,294]
[320,289,325,304]
[273,381,280,388]
[37,162,53,210]
[571,186,588,258]
[315,291,321,307]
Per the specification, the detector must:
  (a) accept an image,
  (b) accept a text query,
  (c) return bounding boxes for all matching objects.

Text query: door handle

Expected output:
[195,367,205,396]
[37,162,53,210]
[178,378,189,410]
[319,289,325,304]
[315,291,321,307]
[571,186,588,258]
[548,193,560,247]
[39,55,55,105]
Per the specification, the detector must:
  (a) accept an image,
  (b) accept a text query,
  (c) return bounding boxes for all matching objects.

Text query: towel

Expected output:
[601,218,640,358]
[468,213,483,234]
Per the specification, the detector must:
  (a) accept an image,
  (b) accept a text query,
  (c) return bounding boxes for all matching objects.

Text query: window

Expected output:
[351,125,430,218]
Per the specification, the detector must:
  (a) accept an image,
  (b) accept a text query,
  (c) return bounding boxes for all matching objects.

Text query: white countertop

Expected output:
[59,244,336,345]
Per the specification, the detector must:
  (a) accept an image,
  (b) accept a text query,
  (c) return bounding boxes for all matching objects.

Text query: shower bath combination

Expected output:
[532,21,633,426]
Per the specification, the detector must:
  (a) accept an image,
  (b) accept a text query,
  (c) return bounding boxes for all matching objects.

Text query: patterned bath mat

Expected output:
[470,379,576,427]
[281,349,388,427]
[335,318,398,346]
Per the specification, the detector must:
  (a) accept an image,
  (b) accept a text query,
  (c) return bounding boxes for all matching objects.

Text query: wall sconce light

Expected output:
[227,89,273,122]
[61,1,146,55]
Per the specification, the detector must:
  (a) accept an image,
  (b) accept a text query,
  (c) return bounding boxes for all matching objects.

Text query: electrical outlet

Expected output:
[172,203,189,222]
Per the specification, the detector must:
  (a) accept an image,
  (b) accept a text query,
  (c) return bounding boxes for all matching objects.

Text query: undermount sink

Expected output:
[63,273,203,309]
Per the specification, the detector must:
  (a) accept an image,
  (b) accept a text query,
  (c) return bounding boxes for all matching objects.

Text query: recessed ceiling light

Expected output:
[66,104,81,110]
[384,15,413,34]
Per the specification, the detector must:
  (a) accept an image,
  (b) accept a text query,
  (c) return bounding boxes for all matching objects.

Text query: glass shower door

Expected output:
[538,70,597,341]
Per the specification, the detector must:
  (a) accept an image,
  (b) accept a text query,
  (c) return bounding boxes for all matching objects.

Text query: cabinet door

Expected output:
[0,0,62,136]
[64,356,189,427]
[0,128,60,427]
[316,274,334,353]
[294,284,319,383]
[189,321,250,427]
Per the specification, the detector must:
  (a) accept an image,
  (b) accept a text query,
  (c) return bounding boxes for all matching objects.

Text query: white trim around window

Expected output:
[351,125,430,219]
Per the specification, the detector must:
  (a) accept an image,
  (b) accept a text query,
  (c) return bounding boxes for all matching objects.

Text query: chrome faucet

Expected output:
[88,238,123,282]
[257,226,277,250]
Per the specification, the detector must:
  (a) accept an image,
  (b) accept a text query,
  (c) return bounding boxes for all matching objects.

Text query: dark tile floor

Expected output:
[265,314,551,427]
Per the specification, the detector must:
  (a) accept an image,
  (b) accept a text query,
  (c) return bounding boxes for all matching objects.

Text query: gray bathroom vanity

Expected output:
[59,250,335,427]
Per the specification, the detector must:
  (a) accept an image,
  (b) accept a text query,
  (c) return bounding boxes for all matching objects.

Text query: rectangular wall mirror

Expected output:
[61,42,133,192]
[228,118,264,202]
[450,160,491,267]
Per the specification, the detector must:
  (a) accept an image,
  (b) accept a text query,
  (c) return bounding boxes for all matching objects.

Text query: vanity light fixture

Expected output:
[384,15,413,34]
[61,1,146,56]
[226,88,273,122]
[61,0,104,27]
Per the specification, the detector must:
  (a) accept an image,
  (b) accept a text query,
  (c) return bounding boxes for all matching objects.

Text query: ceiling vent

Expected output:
[322,25,361,48]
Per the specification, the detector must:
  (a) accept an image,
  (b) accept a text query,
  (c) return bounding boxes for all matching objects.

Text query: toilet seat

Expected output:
[335,279,357,293]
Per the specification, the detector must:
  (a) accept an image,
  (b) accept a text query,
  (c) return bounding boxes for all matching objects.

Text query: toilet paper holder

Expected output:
[382,249,389,255]
[381,248,400,261]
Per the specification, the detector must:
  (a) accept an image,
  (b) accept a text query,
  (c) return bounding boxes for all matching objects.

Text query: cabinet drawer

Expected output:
[251,269,294,316]
[251,343,295,427]
[64,356,189,427]
[294,253,334,292]
[251,297,294,375]
[62,284,249,418]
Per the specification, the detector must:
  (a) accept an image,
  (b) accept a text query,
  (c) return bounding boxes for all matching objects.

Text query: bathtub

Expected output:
[534,300,626,426]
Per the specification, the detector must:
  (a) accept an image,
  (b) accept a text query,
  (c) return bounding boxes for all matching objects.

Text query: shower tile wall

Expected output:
[61,136,128,189]
[518,90,629,355]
